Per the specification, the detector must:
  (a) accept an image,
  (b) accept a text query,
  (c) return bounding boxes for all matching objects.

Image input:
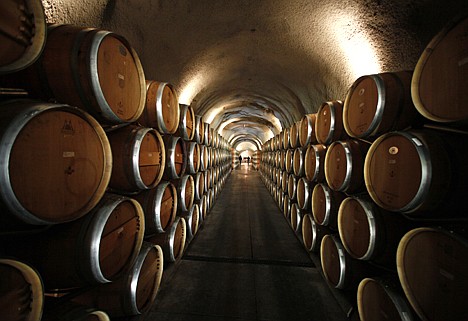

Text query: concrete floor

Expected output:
[140,165,347,321]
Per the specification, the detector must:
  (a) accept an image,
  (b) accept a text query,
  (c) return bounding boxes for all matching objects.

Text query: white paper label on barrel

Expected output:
[63,151,75,158]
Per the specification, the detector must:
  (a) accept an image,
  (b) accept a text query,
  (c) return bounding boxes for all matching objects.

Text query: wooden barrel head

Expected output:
[316,103,333,144]
[135,245,163,313]
[302,214,314,251]
[312,184,327,225]
[9,109,110,223]
[0,259,43,321]
[320,235,341,287]
[160,183,177,231]
[97,35,144,122]
[172,217,186,262]
[139,130,164,187]
[338,198,371,259]
[325,142,348,191]
[412,16,468,122]
[364,133,422,211]
[344,76,379,137]
[99,199,143,279]
[299,114,317,147]
[397,228,468,321]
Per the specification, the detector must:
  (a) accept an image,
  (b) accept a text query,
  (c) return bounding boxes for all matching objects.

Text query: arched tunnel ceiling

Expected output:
[42,0,468,150]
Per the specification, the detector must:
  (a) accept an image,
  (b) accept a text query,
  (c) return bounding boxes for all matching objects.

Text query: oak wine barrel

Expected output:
[412,15,468,123]
[301,214,330,253]
[315,100,348,144]
[282,127,291,149]
[135,181,177,235]
[179,203,200,242]
[397,228,468,321]
[172,174,194,213]
[178,104,195,140]
[364,129,468,215]
[72,242,164,317]
[289,121,300,148]
[146,217,186,263]
[343,71,420,139]
[107,125,165,193]
[290,202,303,233]
[320,234,370,290]
[3,194,145,289]
[299,113,317,147]
[287,174,298,200]
[296,177,314,210]
[0,0,46,74]
[0,258,44,321]
[357,277,417,321]
[324,139,370,193]
[194,171,205,201]
[2,24,146,124]
[186,141,201,174]
[194,115,204,144]
[304,144,327,182]
[293,147,305,177]
[338,196,412,269]
[0,100,111,225]
[139,81,179,134]
[42,302,110,321]
[162,135,187,180]
[203,122,211,146]
[311,183,345,229]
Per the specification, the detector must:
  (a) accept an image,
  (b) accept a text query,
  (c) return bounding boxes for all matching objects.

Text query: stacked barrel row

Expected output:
[0,3,233,320]
[260,16,468,320]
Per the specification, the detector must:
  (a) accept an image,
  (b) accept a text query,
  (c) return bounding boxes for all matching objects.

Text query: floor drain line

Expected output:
[182,255,315,268]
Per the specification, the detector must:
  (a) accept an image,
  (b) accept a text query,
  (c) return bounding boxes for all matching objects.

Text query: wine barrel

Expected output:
[178,104,195,140]
[147,217,186,263]
[2,25,146,124]
[412,15,468,123]
[135,181,177,235]
[42,303,110,321]
[0,258,44,321]
[289,121,300,149]
[324,139,370,193]
[397,228,468,321]
[301,214,330,253]
[283,194,291,218]
[338,196,411,269]
[71,242,164,317]
[287,174,298,200]
[186,142,201,174]
[138,81,179,134]
[343,71,420,139]
[311,183,346,229]
[320,234,369,290]
[194,171,205,201]
[364,129,468,214]
[357,277,417,321]
[107,125,165,193]
[4,194,144,289]
[0,0,46,74]
[0,100,111,225]
[293,147,305,177]
[196,194,208,222]
[194,115,204,144]
[315,100,348,144]
[290,202,303,233]
[281,171,289,194]
[282,127,291,149]
[203,122,211,146]
[179,203,200,242]
[304,144,327,182]
[285,149,294,173]
[299,113,318,147]
[296,177,314,210]
[172,174,194,213]
[162,135,187,180]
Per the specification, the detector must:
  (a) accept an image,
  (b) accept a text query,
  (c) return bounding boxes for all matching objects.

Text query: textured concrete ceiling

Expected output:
[42,0,468,150]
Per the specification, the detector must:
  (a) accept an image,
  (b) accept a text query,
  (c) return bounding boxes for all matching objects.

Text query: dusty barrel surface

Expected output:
[0,0,46,74]
[0,258,44,321]
[146,217,187,263]
[364,129,468,215]
[357,277,417,321]
[107,125,165,193]
[2,25,146,124]
[343,71,419,139]
[71,242,164,317]
[139,81,179,134]
[397,228,468,321]
[135,181,177,235]
[411,15,468,123]
[0,100,112,225]
[325,139,370,193]
[3,194,145,289]
[315,100,348,144]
